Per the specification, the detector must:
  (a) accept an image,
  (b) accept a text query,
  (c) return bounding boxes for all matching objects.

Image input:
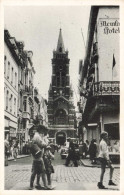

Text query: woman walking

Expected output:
[43,145,55,189]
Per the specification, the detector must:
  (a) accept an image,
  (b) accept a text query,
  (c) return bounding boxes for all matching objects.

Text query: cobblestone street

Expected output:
[5,153,120,190]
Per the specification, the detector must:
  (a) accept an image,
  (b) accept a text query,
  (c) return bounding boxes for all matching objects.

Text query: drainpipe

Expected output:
[100,113,103,132]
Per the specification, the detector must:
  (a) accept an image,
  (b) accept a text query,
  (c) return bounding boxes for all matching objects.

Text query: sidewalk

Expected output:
[10,181,119,190]
[8,154,30,161]
[80,158,120,168]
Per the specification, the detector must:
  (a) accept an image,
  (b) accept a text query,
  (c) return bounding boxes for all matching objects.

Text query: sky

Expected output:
[4,6,91,108]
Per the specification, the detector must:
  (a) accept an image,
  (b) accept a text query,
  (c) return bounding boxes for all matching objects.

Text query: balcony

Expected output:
[93,81,120,96]
[22,111,30,119]
[23,85,33,95]
[91,53,98,64]
[87,74,94,83]
[49,124,73,129]
[89,64,95,74]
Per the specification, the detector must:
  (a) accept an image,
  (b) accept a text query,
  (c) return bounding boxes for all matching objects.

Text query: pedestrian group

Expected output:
[5,129,118,190]
[29,125,54,190]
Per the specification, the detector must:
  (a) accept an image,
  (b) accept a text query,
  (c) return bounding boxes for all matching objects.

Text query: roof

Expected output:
[56,29,65,53]
[54,95,69,102]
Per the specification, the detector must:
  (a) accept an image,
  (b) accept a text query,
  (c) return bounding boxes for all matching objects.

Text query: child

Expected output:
[97,131,116,189]
[30,143,48,190]
[43,145,55,189]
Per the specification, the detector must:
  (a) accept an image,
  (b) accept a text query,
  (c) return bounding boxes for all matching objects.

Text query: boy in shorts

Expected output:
[97,131,116,189]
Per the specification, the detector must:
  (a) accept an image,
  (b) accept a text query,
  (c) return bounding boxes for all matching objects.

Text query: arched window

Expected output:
[23,98,27,112]
[55,109,68,125]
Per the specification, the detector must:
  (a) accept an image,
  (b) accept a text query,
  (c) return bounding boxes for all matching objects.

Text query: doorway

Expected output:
[56,132,66,145]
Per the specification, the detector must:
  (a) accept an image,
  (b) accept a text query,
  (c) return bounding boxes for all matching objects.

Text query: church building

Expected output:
[47,29,76,145]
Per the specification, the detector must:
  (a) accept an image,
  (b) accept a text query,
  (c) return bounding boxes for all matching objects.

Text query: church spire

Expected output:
[56,29,65,53]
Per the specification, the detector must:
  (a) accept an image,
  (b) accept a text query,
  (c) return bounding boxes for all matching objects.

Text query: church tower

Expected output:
[48,29,76,145]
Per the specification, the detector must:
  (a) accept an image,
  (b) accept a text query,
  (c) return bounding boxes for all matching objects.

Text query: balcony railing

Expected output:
[93,81,120,96]
[24,85,33,95]
[22,111,30,119]
[49,124,72,128]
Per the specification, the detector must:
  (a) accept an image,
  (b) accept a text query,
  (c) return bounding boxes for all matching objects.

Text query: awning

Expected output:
[87,123,98,127]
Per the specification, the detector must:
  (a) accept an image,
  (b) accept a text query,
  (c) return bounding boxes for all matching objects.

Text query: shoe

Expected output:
[108,180,117,186]
[42,186,50,190]
[47,185,52,189]
[29,186,34,190]
[35,184,43,189]
[97,182,106,189]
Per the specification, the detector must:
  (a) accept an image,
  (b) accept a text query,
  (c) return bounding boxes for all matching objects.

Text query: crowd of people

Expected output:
[5,128,119,190]
[4,138,20,165]
[78,139,98,164]
[64,134,118,189]
[64,138,98,167]
[4,138,32,166]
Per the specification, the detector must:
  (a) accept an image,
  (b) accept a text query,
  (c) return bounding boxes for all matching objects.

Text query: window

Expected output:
[11,67,13,84]
[62,76,65,87]
[30,107,33,119]
[7,61,10,79]
[10,94,13,113]
[15,72,17,88]
[23,98,27,111]
[66,77,69,86]
[4,56,7,75]
[57,77,60,87]
[21,69,24,83]
[20,93,23,109]
[14,98,16,115]
[6,90,9,110]
[104,123,119,140]
[59,47,62,52]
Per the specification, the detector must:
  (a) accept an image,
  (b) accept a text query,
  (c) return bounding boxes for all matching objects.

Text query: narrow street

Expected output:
[3,4,121,193]
[5,151,120,190]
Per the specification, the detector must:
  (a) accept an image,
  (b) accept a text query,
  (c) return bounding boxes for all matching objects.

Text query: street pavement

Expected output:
[5,151,120,190]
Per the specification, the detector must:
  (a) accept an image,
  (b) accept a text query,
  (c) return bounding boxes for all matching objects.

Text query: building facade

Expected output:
[4,30,18,142]
[4,30,36,145]
[39,97,48,128]
[4,30,49,149]
[78,6,120,145]
[48,29,76,145]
